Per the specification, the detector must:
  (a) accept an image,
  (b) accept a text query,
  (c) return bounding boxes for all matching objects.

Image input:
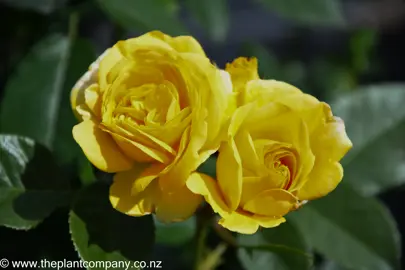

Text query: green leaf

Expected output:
[331,84,405,195]
[289,183,401,270]
[257,0,344,26]
[155,216,196,246]
[0,33,97,169]
[184,0,229,42]
[1,0,67,14]
[54,39,96,165]
[0,34,70,149]
[319,261,354,270]
[0,135,71,230]
[238,222,313,270]
[69,182,155,269]
[96,0,187,36]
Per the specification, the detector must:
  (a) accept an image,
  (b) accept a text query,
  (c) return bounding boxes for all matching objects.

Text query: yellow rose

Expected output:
[70,31,232,222]
[187,57,352,234]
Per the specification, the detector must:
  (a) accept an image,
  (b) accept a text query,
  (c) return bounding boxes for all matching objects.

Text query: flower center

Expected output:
[256,140,298,190]
[112,80,181,127]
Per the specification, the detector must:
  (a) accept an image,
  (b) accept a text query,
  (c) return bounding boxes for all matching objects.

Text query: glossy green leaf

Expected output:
[290,183,401,270]
[96,0,187,36]
[0,33,97,170]
[0,34,70,149]
[69,182,155,269]
[331,84,405,195]
[238,222,313,270]
[257,0,344,26]
[0,135,71,230]
[185,0,229,42]
[155,216,196,246]
[1,0,67,14]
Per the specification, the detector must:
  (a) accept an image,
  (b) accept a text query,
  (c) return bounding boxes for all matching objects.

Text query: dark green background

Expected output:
[0,0,404,269]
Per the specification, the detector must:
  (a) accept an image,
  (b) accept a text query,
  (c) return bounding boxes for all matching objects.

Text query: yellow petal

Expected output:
[110,163,156,216]
[99,47,124,91]
[220,70,233,95]
[245,80,324,132]
[217,138,243,211]
[70,51,103,114]
[112,132,171,164]
[220,70,238,118]
[297,104,351,199]
[233,130,261,173]
[155,184,203,222]
[218,212,259,234]
[75,104,93,121]
[132,126,176,156]
[174,52,229,151]
[228,103,255,136]
[111,163,202,221]
[298,161,344,200]
[72,120,133,172]
[245,80,302,101]
[245,108,308,151]
[116,34,174,62]
[131,163,166,196]
[311,105,353,161]
[159,111,208,192]
[71,86,85,120]
[84,84,102,118]
[243,189,298,216]
[110,119,178,158]
[225,57,259,104]
[254,216,286,228]
[147,31,206,56]
[186,172,230,215]
[240,174,286,206]
[244,108,315,189]
[242,102,289,133]
[141,107,192,147]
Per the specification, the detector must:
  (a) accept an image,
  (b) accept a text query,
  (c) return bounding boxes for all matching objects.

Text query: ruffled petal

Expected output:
[146,31,206,56]
[98,47,123,91]
[110,164,157,216]
[243,189,298,216]
[72,120,133,172]
[217,138,243,211]
[298,161,344,200]
[218,212,259,234]
[225,57,259,104]
[154,183,203,222]
[186,172,230,215]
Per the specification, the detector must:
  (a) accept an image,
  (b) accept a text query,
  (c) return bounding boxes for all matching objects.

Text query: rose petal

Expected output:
[72,120,133,172]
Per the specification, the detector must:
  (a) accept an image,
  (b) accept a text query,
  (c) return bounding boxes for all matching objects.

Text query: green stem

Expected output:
[213,223,238,248]
[68,11,79,42]
[194,215,209,270]
[194,204,215,270]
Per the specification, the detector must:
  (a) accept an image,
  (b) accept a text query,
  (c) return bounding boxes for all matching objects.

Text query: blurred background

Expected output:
[0,0,404,269]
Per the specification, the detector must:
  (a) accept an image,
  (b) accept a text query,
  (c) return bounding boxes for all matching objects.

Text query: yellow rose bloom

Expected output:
[70,31,232,222]
[187,57,352,234]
